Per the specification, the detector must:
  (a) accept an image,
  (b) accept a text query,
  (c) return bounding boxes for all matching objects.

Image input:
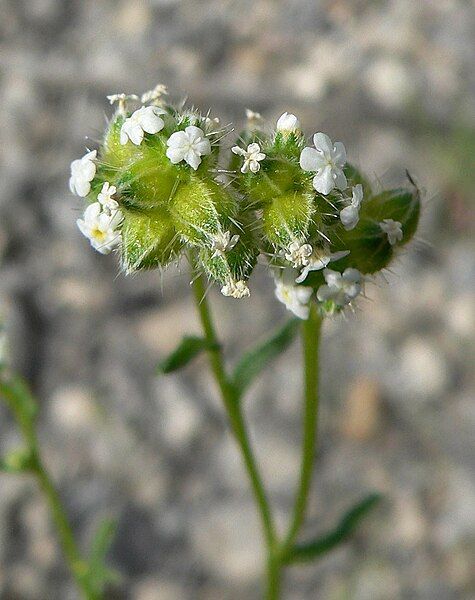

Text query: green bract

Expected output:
[72,90,421,313]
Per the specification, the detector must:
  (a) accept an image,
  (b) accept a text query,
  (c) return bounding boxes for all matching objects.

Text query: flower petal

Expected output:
[83,202,102,223]
[333,168,347,191]
[313,132,333,156]
[75,179,91,197]
[166,146,185,163]
[194,138,211,155]
[167,131,188,148]
[300,147,322,172]
[340,205,359,230]
[184,125,204,141]
[332,141,347,165]
[312,165,334,194]
[247,143,261,154]
[185,149,201,170]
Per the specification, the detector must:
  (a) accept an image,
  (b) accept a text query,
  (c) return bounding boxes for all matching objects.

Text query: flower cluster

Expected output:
[70,86,420,318]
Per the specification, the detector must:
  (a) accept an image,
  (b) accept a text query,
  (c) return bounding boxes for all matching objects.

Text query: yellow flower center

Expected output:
[91,228,106,242]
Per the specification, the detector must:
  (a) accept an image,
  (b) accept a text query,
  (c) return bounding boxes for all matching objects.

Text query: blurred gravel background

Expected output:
[0,1,474,599]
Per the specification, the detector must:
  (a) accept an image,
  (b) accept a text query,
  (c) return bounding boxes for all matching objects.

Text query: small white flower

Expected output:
[107,93,139,114]
[380,219,403,245]
[221,279,250,299]
[232,143,266,173]
[166,126,211,170]
[76,202,123,255]
[69,150,97,197]
[317,268,362,306]
[120,105,166,146]
[285,241,313,268]
[340,184,363,231]
[210,230,240,258]
[295,249,350,284]
[245,108,263,128]
[276,112,300,134]
[97,182,119,212]
[300,132,347,195]
[274,277,313,320]
[141,84,168,105]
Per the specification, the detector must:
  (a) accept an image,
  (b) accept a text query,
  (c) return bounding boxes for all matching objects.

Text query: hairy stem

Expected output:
[190,269,279,596]
[282,304,322,556]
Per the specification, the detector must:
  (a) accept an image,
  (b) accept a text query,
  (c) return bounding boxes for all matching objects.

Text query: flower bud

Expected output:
[262,191,316,249]
[331,186,420,274]
[171,178,237,247]
[276,112,300,134]
[121,208,180,272]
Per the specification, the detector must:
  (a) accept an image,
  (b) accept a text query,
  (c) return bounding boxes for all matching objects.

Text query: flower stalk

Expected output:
[282,304,322,555]
[190,264,277,554]
[191,256,323,599]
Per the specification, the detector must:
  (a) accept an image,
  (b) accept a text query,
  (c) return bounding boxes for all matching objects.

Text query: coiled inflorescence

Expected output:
[71,85,420,318]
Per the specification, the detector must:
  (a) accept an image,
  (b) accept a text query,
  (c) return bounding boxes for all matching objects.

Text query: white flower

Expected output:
[166,126,211,170]
[76,202,123,255]
[221,279,250,299]
[245,108,263,128]
[285,241,313,268]
[300,132,347,195]
[317,268,362,306]
[69,150,97,197]
[232,143,266,173]
[210,230,240,258]
[340,184,363,231]
[120,105,166,146]
[380,219,403,245]
[141,84,168,104]
[97,182,119,212]
[107,93,139,114]
[276,112,300,134]
[295,249,350,284]
[274,277,313,320]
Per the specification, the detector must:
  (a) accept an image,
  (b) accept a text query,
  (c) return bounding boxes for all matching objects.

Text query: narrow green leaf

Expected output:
[232,319,300,397]
[87,518,120,594]
[90,518,116,567]
[284,493,382,564]
[0,376,38,430]
[157,336,218,374]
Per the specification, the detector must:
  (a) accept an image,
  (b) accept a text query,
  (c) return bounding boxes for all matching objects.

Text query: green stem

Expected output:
[190,269,279,596]
[21,429,94,598]
[282,304,322,557]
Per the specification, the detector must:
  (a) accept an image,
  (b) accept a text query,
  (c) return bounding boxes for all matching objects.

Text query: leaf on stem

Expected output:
[0,375,38,430]
[0,448,36,473]
[284,493,382,564]
[87,518,121,594]
[157,336,219,374]
[232,319,300,398]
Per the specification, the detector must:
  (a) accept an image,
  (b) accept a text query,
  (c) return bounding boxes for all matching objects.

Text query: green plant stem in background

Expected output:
[33,457,93,599]
[191,265,322,600]
[0,380,96,600]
